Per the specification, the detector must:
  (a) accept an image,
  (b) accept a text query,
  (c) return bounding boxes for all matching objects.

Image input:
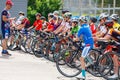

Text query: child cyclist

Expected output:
[74,16,94,79]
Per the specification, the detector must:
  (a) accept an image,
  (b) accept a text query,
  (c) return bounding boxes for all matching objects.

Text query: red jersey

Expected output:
[90,23,96,34]
[46,22,54,31]
[21,18,30,28]
[33,20,42,31]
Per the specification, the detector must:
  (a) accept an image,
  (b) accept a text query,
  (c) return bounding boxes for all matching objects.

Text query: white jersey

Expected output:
[99,25,107,34]
[16,15,25,25]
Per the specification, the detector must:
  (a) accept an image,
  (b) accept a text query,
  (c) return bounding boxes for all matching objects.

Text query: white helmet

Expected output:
[110,14,119,20]
[99,12,109,20]
[53,11,59,15]
[79,16,87,22]
[71,17,78,23]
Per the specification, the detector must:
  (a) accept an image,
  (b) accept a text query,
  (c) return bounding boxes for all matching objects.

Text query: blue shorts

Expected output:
[1,29,10,39]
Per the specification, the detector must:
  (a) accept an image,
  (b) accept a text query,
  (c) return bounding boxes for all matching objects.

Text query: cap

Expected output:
[6,0,14,6]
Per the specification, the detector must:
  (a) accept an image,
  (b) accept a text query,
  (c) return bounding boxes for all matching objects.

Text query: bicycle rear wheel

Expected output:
[98,52,113,79]
[86,49,102,77]
[56,49,81,77]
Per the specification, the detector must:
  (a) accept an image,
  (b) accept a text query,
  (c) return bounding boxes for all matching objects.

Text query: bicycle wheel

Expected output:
[20,38,27,53]
[56,49,81,77]
[98,52,113,78]
[25,38,34,54]
[86,49,102,77]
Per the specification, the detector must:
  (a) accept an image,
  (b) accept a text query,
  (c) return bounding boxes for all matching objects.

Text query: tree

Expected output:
[27,0,62,25]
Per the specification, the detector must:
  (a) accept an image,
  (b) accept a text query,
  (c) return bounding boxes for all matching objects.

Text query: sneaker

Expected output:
[2,53,8,56]
[27,49,31,52]
[75,73,86,80]
[2,52,11,56]
[108,74,118,79]
[6,52,12,56]
[14,46,21,50]
[8,45,13,49]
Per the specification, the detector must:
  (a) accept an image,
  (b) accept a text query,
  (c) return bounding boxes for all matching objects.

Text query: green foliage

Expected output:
[27,0,62,25]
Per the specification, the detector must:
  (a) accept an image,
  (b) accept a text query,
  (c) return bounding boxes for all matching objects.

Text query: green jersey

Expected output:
[70,26,79,34]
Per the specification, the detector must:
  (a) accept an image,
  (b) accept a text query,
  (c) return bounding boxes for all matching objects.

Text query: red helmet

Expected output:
[6,0,14,6]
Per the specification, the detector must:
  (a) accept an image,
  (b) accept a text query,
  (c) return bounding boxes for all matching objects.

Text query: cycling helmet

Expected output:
[64,12,72,18]
[99,12,109,20]
[79,16,87,22]
[19,11,25,15]
[58,16,63,20]
[35,13,41,17]
[40,16,46,20]
[104,20,113,28]
[48,13,54,18]
[62,10,69,14]
[71,17,78,23]
[90,17,97,23]
[53,11,59,15]
[110,14,119,20]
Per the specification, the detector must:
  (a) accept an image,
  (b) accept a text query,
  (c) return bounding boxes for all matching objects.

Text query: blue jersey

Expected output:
[1,9,10,39]
[77,24,94,47]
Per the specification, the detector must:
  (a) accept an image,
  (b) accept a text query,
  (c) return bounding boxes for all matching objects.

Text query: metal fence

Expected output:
[62,0,120,16]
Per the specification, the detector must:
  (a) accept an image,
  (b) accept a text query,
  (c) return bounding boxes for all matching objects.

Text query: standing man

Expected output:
[1,0,14,56]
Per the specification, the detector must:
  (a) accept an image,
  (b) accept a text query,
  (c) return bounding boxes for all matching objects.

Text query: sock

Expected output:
[82,69,86,77]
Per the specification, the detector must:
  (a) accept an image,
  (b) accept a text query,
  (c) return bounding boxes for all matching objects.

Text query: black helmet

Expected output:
[90,17,97,23]
[62,10,69,14]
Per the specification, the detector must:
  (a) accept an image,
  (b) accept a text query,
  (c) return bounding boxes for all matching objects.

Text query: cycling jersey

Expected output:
[108,29,120,42]
[33,20,42,30]
[98,25,107,34]
[113,22,120,31]
[21,18,30,29]
[46,22,54,31]
[77,24,94,48]
[1,9,10,39]
[70,26,79,34]
[89,23,96,34]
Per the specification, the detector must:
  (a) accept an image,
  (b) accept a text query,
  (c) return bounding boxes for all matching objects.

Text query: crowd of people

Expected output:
[1,0,120,80]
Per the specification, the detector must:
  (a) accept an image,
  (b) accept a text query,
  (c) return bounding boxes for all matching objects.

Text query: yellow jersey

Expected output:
[113,22,120,31]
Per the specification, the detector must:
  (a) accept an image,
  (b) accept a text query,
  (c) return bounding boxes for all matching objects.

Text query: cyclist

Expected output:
[13,15,30,50]
[9,11,25,49]
[40,16,47,30]
[93,12,109,37]
[53,10,59,16]
[69,17,79,36]
[94,20,120,79]
[15,11,25,25]
[1,0,14,56]
[89,17,97,34]
[28,13,42,31]
[52,16,63,31]
[61,10,69,17]
[74,16,94,79]
[43,13,54,32]
[54,12,72,35]
[110,14,120,31]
